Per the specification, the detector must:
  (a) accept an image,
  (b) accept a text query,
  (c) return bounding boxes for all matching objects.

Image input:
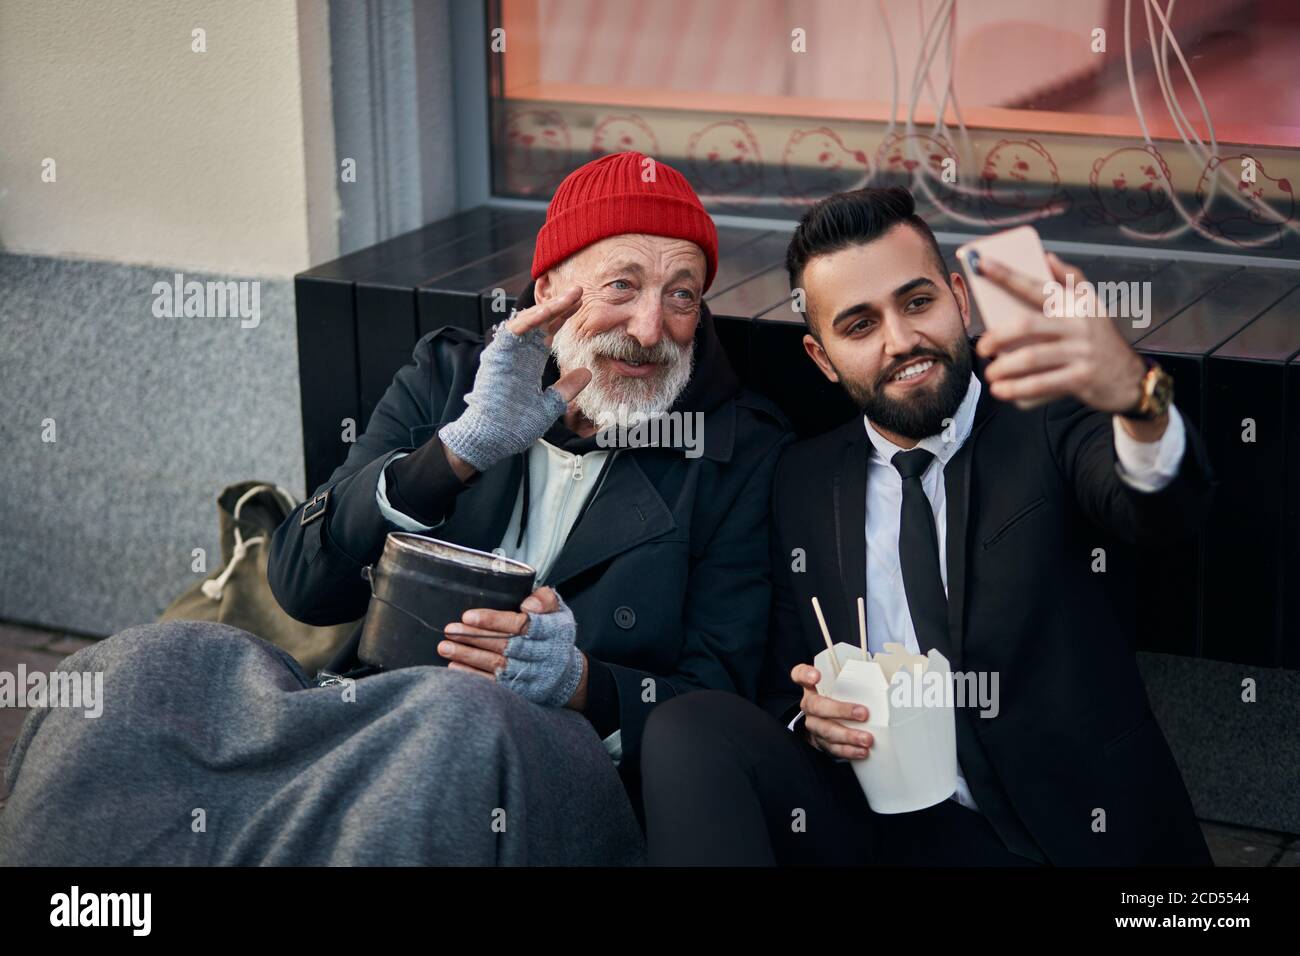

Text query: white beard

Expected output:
[551,322,695,430]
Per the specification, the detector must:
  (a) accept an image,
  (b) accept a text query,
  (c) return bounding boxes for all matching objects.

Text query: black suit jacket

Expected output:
[760,368,1215,866]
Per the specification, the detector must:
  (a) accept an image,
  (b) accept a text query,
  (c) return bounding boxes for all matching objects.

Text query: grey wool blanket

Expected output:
[0,621,645,866]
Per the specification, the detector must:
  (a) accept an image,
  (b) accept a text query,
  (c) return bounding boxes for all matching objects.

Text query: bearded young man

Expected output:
[0,153,788,867]
[640,186,1214,867]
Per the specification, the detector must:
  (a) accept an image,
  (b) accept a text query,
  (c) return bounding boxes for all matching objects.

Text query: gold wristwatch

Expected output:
[1121,358,1174,421]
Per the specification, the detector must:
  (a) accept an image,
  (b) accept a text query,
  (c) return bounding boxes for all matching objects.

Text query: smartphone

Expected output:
[955,226,1054,409]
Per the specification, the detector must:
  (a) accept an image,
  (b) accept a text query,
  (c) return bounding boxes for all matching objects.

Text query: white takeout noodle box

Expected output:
[813,641,958,814]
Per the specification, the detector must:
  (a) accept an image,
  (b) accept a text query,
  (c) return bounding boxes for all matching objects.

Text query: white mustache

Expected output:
[551,321,695,425]
[585,329,684,366]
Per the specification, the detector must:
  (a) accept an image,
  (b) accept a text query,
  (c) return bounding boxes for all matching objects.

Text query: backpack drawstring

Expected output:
[201,483,296,601]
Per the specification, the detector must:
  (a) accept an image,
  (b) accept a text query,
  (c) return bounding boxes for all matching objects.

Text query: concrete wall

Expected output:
[0,255,301,635]
[0,0,338,634]
[0,0,462,636]
[0,0,337,276]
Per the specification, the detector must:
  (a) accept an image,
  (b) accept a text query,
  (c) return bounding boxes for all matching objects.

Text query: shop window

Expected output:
[489,0,1300,256]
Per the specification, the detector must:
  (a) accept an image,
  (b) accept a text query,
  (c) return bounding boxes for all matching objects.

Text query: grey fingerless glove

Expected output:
[437,322,569,473]
[501,591,585,709]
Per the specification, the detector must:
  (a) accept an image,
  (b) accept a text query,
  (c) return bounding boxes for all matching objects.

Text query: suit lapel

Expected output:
[831,424,870,646]
[544,451,676,588]
[942,382,999,668]
[943,439,972,669]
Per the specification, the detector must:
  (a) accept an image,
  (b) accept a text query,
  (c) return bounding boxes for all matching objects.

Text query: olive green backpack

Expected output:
[160,481,359,675]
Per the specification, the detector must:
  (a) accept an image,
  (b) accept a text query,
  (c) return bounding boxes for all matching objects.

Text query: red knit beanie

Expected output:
[531,151,719,292]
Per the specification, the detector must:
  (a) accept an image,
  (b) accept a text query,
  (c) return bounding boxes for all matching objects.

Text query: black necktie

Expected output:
[891,447,1046,863]
[892,449,952,660]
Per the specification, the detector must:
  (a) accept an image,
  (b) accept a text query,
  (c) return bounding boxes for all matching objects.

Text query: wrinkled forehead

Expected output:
[564,233,706,282]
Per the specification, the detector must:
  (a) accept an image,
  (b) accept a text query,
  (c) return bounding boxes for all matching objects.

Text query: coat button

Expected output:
[613,606,636,629]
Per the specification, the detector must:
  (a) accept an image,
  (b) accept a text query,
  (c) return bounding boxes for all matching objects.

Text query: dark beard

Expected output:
[839,336,973,440]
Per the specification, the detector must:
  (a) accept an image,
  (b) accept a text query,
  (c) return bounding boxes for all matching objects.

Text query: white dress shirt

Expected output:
[791,372,1188,815]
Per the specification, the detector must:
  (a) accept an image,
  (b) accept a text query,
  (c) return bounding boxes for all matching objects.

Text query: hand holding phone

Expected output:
[956,228,1147,416]
[956,227,1057,409]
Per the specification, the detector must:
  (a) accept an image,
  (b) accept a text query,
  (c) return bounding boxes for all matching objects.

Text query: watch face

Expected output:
[1150,369,1174,415]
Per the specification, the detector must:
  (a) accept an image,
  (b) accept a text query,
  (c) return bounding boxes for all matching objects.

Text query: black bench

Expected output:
[295,206,1300,669]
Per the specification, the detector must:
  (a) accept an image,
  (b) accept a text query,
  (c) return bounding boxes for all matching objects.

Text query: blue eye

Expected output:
[610,279,632,291]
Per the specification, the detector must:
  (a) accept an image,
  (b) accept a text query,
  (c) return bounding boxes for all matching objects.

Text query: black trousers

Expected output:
[641,690,1043,866]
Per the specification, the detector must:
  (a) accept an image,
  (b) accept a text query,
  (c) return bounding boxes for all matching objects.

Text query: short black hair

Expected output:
[785,186,949,338]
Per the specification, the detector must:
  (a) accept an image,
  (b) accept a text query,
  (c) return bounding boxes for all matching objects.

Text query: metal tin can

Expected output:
[358,533,536,670]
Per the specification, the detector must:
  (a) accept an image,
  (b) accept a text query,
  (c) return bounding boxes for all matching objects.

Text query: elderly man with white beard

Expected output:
[266,151,791,828]
[0,153,789,866]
